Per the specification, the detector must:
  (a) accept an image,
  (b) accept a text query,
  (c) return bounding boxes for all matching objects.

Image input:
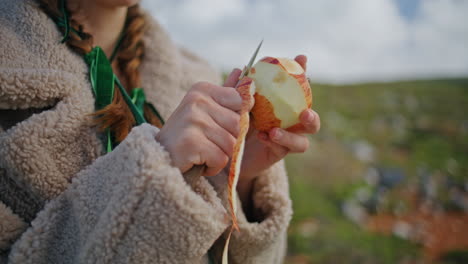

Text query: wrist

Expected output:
[236,172,255,217]
[235,166,268,204]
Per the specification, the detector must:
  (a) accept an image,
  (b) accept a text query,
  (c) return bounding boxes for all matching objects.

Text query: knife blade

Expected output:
[183,40,264,182]
[237,39,263,85]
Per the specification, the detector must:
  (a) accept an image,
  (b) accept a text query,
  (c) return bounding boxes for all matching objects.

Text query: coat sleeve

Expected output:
[7,124,230,264]
[209,160,293,264]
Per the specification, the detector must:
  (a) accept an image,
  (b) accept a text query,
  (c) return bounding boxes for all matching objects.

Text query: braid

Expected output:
[92,5,144,142]
[37,0,162,144]
[117,7,164,130]
[38,0,93,55]
[117,6,145,89]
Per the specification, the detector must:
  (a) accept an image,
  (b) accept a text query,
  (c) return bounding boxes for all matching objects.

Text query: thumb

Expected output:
[223,68,242,87]
[294,55,307,71]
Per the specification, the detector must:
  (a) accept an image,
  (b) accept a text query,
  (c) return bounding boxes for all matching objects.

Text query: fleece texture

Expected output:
[0,0,293,263]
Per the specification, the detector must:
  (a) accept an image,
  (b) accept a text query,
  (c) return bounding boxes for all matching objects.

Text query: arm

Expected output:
[7,124,229,264]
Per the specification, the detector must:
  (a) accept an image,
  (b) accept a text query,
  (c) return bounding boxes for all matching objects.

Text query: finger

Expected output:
[299,109,320,134]
[224,68,242,87]
[294,55,307,71]
[286,109,320,134]
[269,128,310,153]
[173,128,206,173]
[203,116,237,156]
[257,132,289,158]
[206,84,243,112]
[237,76,256,112]
[203,140,229,176]
[205,102,240,137]
[183,106,238,156]
[183,84,241,139]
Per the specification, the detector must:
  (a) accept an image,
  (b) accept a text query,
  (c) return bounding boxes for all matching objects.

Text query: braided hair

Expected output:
[37,0,162,143]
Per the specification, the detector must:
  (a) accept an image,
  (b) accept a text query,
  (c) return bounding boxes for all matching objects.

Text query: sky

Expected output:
[141,0,468,83]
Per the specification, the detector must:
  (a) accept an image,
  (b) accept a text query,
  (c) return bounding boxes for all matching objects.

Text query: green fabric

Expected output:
[131,88,146,110]
[109,30,125,63]
[58,0,70,43]
[115,78,146,125]
[83,46,117,152]
[131,88,166,126]
[84,46,147,152]
[147,102,165,126]
[84,47,115,110]
[208,251,215,264]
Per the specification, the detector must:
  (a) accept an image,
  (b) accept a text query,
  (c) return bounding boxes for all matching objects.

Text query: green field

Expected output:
[285,78,468,264]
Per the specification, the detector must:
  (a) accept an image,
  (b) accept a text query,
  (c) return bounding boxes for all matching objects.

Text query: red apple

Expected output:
[248,57,312,132]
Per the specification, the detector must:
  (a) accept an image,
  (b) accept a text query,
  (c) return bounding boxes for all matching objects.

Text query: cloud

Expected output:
[141,0,468,83]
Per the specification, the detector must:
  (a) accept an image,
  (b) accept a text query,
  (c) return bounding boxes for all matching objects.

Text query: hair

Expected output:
[37,0,163,143]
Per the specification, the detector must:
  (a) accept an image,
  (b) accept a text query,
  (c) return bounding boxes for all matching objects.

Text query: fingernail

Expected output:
[273,129,282,140]
[306,110,315,124]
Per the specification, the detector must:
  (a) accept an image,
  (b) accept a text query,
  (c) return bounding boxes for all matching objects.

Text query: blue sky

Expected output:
[395,0,421,20]
[142,0,468,83]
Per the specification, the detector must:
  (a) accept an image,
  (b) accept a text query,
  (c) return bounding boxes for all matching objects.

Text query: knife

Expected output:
[237,39,263,85]
[183,40,264,184]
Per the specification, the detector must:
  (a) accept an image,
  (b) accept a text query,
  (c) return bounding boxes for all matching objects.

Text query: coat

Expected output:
[0,0,292,263]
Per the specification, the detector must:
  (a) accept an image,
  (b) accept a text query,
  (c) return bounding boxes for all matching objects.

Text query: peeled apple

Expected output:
[249,57,312,132]
[222,56,312,263]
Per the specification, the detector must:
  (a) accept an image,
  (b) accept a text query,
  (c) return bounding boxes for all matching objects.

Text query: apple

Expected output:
[226,57,312,229]
[248,57,312,132]
[223,57,312,264]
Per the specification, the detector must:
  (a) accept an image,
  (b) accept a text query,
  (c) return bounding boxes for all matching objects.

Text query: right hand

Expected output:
[156,69,246,176]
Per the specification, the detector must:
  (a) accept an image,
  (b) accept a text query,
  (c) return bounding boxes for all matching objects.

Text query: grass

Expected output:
[286,166,421,264]
[284,78,468,263]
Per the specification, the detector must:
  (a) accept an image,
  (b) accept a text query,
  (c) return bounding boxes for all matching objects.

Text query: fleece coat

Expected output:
[0,0,293,263]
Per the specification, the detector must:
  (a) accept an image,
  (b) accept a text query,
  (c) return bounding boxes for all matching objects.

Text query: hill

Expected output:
[285,78,468,264]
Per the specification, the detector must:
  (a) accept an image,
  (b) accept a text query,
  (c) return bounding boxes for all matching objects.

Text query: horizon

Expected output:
[309,75,468,85]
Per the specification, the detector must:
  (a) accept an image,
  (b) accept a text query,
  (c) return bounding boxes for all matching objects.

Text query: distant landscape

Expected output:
[284,78,468,264]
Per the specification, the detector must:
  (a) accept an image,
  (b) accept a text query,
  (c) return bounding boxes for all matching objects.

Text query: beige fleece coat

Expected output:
[0,0,292,263]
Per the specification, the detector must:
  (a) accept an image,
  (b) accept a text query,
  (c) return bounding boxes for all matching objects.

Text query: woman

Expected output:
[0,0,320,263]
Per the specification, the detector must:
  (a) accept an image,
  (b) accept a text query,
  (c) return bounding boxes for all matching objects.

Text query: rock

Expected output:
[356,187,372,203]
[342,200,369,226]
[378,167,405,189]
[393,221,413,240]
[365,167,379,186]
[351,140,375,163]
[297,218,319,238]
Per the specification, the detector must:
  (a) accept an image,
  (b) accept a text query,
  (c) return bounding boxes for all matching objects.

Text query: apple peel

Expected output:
[222,76,255,263]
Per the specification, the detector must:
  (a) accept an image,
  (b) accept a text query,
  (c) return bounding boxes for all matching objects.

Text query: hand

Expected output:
[234,55,321,205]
[156,72,246,176]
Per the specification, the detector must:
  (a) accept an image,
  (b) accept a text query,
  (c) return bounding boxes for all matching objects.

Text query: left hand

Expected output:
[225,55,321,207]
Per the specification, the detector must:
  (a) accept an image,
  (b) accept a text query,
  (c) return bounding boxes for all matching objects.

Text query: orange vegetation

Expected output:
[367,211,468,261]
